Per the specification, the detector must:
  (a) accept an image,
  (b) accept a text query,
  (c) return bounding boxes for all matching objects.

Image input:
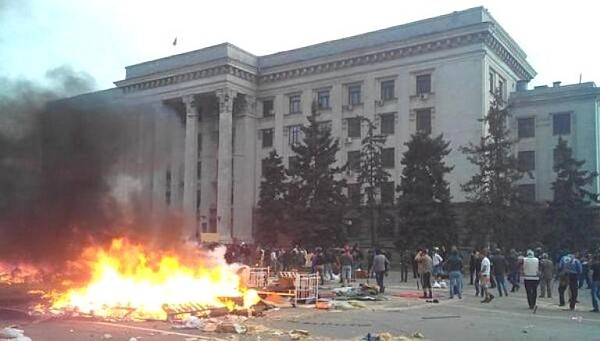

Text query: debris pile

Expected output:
[0,326,32,341]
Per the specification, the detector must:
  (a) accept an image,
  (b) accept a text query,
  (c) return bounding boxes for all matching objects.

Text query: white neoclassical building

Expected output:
[58,7,599,243]
[510,82,600,202]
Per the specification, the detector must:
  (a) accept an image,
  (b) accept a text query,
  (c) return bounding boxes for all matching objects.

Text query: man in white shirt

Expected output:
[480,249,494,303]
[522,249,540,310]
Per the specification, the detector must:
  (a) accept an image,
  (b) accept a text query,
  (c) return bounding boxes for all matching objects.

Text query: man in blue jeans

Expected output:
[590,254,600,313]
[446,246,463,299]
[491,248,508,297]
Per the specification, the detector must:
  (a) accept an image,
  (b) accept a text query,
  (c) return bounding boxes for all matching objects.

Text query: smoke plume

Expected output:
[0,67,182,265]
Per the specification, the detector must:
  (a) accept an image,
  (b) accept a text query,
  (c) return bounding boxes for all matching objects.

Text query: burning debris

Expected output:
[42,238,261,321]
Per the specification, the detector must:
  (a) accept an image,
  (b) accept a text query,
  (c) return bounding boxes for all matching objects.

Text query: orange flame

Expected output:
[50,238,260,320]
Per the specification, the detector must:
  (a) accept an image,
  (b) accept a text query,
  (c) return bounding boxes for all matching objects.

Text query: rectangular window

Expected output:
[262,99,274,117]
[261,158,268,178]
[288,125,302,145]
[498,78,505,99]
[416,74,431,95]
[347,151,361,171]
[416,108,432,135]
[381,147,395,168]
[348,183,361,205]
[380,113,395,135]
[165,169,172,205]
[517,117,535,139]
[518,151,535,171]
[317,90,330,109]
[289,94,301,114]
[553,147,571,168]
[288,156,299,173]
[553,112,571,135]
[347,117,361,138]
[196,189,201,212]
[380,181,395,205]
[348,85,362,105]
[381,80,395,101]
[489,72,495,94]
[317,120,332,133]
[518,184,536,201]
[261,128,273,148]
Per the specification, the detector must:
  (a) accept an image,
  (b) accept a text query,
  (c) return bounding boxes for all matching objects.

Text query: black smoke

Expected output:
[0,67,182,265]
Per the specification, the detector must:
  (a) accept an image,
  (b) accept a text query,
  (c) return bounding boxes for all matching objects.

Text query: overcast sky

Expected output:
[1,0,598,91]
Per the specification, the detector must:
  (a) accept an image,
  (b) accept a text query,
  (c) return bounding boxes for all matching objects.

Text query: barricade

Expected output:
[294,273,319,306]
[247,267,270,289]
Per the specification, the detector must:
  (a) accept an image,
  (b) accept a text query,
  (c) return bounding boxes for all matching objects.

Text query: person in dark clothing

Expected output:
[412,250,419,279]
[507,249,521,292]
[491,249,508,297]
[446,246,463,299]
[474,251,483,297]
[590,254,600,313]
[469,250,477,285]
[400,250,410,283]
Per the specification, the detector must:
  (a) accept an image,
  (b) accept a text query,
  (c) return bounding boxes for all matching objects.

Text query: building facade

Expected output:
[61,7,549,243]
[510,82,600,202]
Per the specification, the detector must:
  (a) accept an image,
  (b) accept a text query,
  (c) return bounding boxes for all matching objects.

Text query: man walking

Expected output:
[446,246,463,299]
[415,249,433,299]
[558,252,582,310]
[507,249,521,292]
[370,249,390,294]
[539,253,554,299]
[480,249,494,303]
[522,250,540,310]
[491,248,508,297]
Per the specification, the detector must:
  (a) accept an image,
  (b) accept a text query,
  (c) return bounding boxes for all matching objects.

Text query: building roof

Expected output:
[510,82,600,105]
[121,6,533,82]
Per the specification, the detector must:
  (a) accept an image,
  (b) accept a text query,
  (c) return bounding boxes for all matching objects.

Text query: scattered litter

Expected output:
[331,301,358,310]
[128,338,138,341]
[172,316,204,330]
[0,327,32,341]
[424,299,439,303]
[289,329,310,340]
[101,334,113,340]
[315,299,332,310]
[410,332,424,339]
[570,316,583,323]
[361,332,424,341]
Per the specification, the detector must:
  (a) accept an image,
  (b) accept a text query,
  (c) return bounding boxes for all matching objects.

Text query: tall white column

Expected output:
[182,95,199,241]
[216,88,236,243]
[233,95,256,242]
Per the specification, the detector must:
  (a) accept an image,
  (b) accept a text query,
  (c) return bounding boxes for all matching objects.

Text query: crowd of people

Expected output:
[430,247,600,312]
[220,242,600,312]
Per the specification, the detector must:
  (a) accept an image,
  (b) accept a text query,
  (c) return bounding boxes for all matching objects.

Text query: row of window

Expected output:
[347,148,395,170]
[348,182,395,205]
[517,147,573,172]
[260,109,433,148]
[517,112,571,138]
[261,74,432,117]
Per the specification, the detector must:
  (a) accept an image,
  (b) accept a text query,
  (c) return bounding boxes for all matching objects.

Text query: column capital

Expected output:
[244,95,256,114]
[215,88,237,113]
[182,95,198,116]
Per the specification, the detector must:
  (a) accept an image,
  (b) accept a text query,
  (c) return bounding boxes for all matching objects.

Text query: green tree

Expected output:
[286,105,347,246]
[397,132,455,247]
[256,150,288,245]
[546,137,599,250]
[356,116,390,246]
[459,92,524,247]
